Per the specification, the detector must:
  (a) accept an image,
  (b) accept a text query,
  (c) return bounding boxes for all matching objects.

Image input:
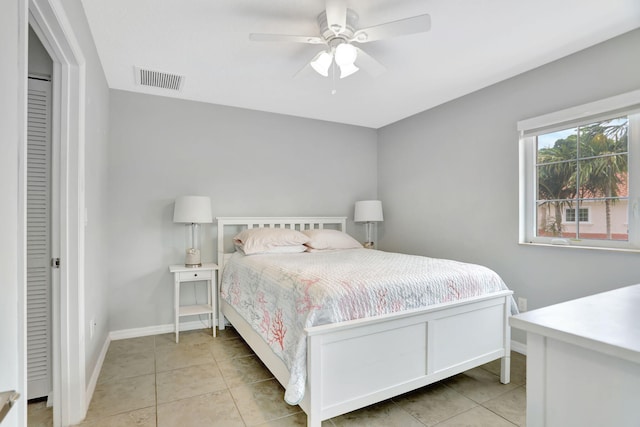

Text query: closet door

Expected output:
[27,77,52,400]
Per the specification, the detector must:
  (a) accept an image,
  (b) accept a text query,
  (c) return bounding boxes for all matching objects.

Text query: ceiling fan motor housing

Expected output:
[317,9,359,43]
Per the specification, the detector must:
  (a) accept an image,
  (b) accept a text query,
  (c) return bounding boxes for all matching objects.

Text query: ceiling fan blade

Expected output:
[249,33,324,44]
[351,14,431,43]
[354,47,386,77]
[325,0,347,35]
[293,62,316,79]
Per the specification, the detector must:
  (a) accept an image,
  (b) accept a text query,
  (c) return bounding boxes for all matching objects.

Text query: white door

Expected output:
[26,77,52,400]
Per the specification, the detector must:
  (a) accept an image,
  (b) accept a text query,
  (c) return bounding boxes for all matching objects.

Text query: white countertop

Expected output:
[510,284,640,364]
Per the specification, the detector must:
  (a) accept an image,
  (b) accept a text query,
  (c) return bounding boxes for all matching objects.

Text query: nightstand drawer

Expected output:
[178,270,212,281]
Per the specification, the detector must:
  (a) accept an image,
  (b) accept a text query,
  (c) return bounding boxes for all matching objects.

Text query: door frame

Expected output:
[27,0,86,425]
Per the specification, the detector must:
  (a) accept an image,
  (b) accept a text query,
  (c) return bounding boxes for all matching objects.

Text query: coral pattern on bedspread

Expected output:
[220,248,514,405]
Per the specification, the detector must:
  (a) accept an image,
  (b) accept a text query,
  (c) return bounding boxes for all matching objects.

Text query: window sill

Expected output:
[519,241,640,254]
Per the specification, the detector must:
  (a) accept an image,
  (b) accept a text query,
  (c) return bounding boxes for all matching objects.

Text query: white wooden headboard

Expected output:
[216,216,347,272]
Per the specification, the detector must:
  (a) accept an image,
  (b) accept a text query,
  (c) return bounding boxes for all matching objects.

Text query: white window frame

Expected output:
[518,89,640,252]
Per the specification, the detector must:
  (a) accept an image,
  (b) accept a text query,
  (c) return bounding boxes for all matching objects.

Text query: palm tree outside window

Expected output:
[535,117,628,241]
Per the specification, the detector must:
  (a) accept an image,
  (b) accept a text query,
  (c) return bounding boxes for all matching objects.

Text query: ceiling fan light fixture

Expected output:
[334,43,359,78]
[339,63,359,78]
[334,42,357,66]
[248,6,431,81]
[310,51,333,77]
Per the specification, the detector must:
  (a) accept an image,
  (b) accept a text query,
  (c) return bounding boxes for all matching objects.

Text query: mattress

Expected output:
[219,248,514,404]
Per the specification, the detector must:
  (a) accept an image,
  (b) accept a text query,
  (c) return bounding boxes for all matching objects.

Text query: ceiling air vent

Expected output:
[134,66,184,91]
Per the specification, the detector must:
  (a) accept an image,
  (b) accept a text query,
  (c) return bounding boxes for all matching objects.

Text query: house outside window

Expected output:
[519,90,640,251]
[565,207,589,223]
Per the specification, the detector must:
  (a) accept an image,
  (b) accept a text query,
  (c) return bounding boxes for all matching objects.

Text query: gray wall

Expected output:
[28,27,52,77]
[0,1,26,425]
[107,90,377,331]
[378,28,640,344]
[60,0,111,387]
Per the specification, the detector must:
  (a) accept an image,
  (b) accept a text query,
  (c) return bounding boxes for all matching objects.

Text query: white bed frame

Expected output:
[216,217,513,427]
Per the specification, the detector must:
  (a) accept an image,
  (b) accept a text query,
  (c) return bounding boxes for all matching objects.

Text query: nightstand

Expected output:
[169,263,218,343]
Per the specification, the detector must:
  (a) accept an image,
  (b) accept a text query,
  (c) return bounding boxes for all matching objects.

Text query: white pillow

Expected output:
[233,228,310,255]
[302,229,362,251]
[235,244,307,255]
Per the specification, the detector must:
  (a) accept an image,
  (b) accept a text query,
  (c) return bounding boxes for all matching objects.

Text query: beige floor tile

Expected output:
[98,351,155,384]
[154,332,178,348]
[85,374,155,420]
[330,399,424,427]
[156,362,227,404]
[443,367,520,404]
[210,336,254,361]
[28,401,53,427]
[73,407,156,427]
[435,406,516,426]
[482,386,526,427]
[218,354,274,388]
[107,336,155,358]
[155,342,216,372]
[81,331,528,427]
[157,390,244,427]
[155,328,215,348]
[393,382,477,426]
[253,411,334,426]
[481,352,527,386]
[216,326,241,340]
[229,378,301,426]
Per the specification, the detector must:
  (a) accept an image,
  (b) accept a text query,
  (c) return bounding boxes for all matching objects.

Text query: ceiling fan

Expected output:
[249,0,431,79]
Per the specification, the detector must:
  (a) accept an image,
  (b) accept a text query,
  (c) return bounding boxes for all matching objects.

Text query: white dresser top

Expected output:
[510,284,640,364]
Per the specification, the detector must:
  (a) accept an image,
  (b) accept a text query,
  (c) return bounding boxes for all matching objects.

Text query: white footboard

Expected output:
[221,291,512,427]
[303,291,512,427]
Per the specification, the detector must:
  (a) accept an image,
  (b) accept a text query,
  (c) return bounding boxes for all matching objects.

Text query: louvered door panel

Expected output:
[27,78,52,400]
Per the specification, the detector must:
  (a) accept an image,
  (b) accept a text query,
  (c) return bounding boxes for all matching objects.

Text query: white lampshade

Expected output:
[335,43,357,66]
[339,63,359,79]
[354,200,383,223]
[173,196,213,224]
[335,43,359,79]
[310,51,332,77]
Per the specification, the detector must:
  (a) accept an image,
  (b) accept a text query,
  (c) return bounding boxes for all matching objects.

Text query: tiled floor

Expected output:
[28,328,526,426]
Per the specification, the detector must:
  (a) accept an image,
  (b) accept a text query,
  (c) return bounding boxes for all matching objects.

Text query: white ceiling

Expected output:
[81,0,640,129]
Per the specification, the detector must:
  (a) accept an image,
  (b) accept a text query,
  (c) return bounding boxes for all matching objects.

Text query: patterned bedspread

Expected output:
[220,248,514,405]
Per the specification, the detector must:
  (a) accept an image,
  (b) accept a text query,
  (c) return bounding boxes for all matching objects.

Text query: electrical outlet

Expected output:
[517,297,527,312]
[89,318,96,339]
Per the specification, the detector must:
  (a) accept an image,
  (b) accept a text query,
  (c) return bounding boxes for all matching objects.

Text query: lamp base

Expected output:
[185,247,201,267]
[363,241,374,249]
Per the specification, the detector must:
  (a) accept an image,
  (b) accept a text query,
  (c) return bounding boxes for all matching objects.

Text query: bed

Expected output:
[216,216,514,427]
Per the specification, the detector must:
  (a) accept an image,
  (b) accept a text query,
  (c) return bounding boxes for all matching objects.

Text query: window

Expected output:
[519,90,640,251]
[565,207,589,223]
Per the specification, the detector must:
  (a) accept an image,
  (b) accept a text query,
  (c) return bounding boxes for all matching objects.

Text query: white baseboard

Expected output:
[109,319,212,341]
[85,334,111,413]
[83,321,210,416]
[511,339,527,355]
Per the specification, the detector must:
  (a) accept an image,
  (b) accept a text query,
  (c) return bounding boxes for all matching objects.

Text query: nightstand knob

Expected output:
[194,273,198,277]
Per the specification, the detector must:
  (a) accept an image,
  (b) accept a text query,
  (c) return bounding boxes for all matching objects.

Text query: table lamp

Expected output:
[173,196,212,267]
[354,200,383,248]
